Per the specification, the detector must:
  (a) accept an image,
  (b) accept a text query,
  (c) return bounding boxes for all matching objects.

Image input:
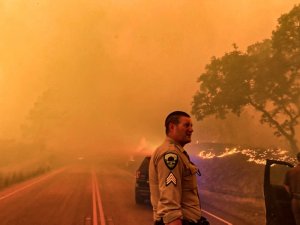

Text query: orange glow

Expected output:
[0,0,299,158]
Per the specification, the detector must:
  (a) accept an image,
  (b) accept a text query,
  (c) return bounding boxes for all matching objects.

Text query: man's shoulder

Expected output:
[157,141,178,155]
[151,141,179,163]
[161,140,177,150]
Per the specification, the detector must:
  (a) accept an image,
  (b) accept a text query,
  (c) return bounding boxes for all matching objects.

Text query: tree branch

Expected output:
[248,98,291,138]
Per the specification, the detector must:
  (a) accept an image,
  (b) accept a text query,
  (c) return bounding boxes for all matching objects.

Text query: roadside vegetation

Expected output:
[0,160,52,190]
[0,139,59,190]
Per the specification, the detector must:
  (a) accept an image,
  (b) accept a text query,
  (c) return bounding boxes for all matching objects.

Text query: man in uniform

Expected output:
[149,111,206,225]
[284,152,300,225]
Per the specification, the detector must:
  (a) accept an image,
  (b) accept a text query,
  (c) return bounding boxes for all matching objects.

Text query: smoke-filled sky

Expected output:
[0,0,299,154]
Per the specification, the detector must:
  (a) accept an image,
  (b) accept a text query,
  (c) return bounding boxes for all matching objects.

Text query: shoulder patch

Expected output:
[164,152,178,170]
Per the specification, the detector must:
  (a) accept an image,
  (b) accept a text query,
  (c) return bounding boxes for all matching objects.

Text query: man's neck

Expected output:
[166,136,185,147]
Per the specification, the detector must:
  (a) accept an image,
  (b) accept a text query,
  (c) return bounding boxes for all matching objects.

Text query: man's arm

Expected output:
[156,151,183,223]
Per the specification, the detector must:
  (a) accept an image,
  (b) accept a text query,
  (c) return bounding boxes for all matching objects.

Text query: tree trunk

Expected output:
[250,102,299,156]
[287,137,299,155]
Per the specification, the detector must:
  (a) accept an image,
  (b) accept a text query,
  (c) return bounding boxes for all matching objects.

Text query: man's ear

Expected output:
[169,123,175,132]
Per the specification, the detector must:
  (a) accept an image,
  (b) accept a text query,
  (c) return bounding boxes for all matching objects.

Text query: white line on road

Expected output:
[202,209,233,225]
[0,168,65,201]
[95,173,106,225]
[92,174,98,225]
[92,171,106,225]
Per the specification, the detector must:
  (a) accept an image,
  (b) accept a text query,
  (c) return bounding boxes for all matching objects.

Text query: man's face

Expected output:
[169,116,193,146]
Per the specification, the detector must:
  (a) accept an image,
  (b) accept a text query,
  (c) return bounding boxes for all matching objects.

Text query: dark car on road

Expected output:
[135,156,151,204]
[264,159,296,225]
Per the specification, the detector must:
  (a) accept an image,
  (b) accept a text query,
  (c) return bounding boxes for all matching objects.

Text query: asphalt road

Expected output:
[0,162,246,225]
[0,166,92,225]
[95,164,232,225]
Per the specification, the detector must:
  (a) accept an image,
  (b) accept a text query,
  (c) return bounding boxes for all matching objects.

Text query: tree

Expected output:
[21,89,67,145]
[192,5,300,153]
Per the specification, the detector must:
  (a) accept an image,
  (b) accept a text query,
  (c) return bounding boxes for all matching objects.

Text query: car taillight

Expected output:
[136,170,141,179]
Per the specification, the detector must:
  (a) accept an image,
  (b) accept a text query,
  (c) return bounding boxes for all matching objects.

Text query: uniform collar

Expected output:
[165,137,185,153]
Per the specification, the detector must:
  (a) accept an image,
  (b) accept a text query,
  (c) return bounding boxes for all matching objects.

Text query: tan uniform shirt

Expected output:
[284,164,300,225]
[285,164,300,196]
[149,137,201,224]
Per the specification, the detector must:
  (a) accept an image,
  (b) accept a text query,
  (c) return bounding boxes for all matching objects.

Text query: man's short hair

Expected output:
[297,152,300,161]
[165,111,190,134]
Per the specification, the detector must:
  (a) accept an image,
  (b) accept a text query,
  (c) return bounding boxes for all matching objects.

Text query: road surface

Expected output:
[0,162,247,225]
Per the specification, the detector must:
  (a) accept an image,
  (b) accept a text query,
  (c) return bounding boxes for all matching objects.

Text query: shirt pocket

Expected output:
[182,163,198,190]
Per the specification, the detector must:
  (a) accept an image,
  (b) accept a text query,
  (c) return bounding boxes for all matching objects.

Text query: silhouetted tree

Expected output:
[21,89,67,146]
[192,5,300,153]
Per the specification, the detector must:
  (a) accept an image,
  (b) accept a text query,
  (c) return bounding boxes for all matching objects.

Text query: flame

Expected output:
[247,158,265,165]
[198,150,216,159]
[196,145,295,165]
[217,147,239,158]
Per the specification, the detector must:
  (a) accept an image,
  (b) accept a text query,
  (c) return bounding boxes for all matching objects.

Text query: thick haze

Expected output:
[0,0,299,156]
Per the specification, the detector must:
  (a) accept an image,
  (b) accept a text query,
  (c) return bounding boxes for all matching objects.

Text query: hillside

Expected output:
[187,143,296,225]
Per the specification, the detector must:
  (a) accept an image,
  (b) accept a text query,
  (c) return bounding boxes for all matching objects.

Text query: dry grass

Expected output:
[200,189,266,225]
